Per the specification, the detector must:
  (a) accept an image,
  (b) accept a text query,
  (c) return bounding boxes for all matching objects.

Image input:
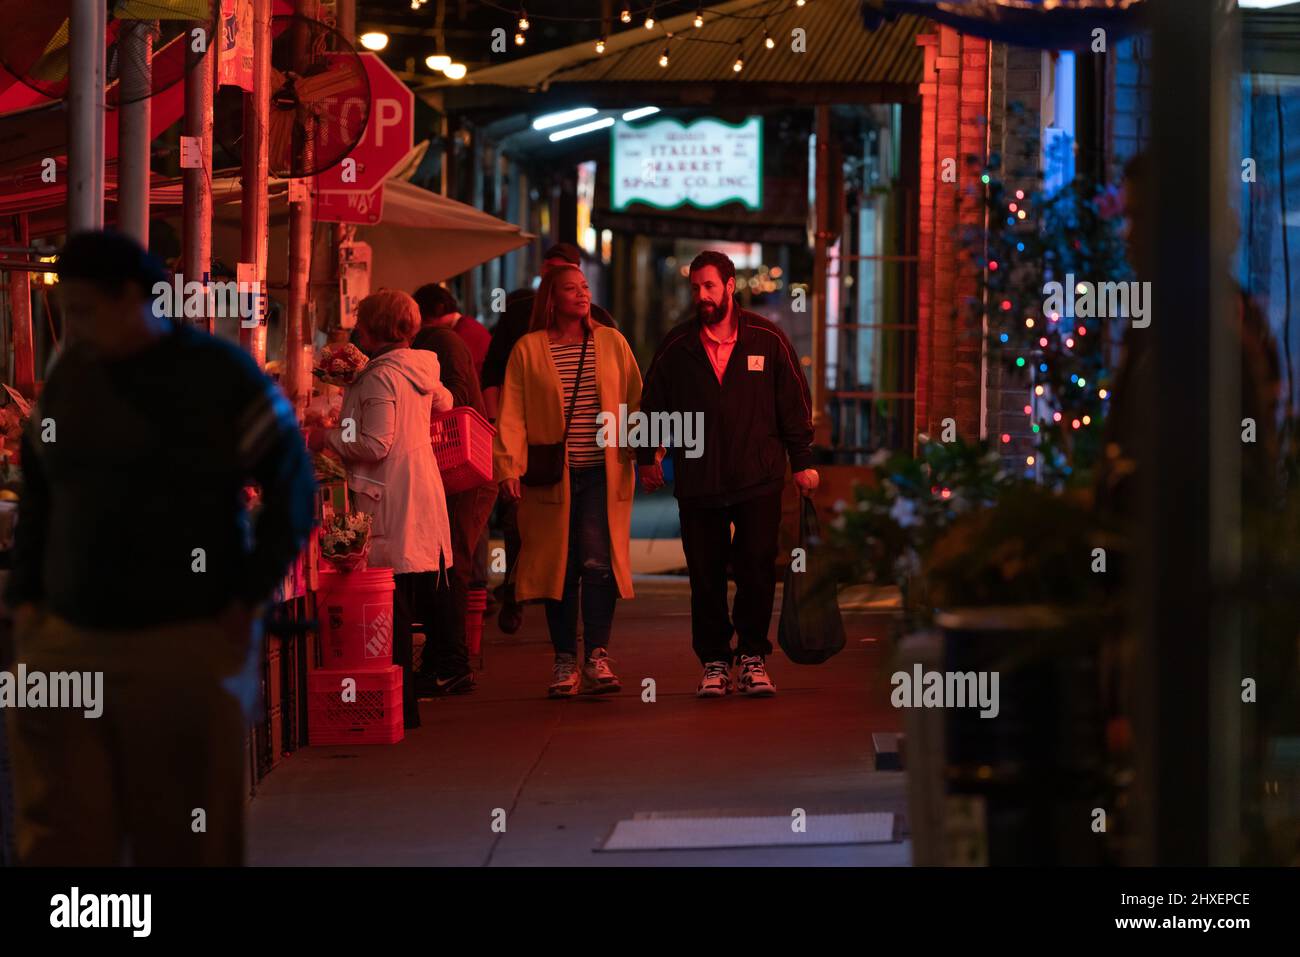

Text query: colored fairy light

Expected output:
[1071,374,1078,383]
[1072,419,1081,429]
[1001,434,1010,444]
[1049,312,1059,322]
[1026,455,1035,465]
[1075,282,1088,294]
[941,488,952,499]
[1023,405,1032,415]
[1007,217,1015,226]
[1016,190,1025,200]
[1053,412,1063,422]
[981,173,991,184]
[1039,337,1048,347]
[1066,337,1075,348]
[1009,203,1018,212]
[989,261,998,271]
[1099,389,1109,399]
[1017,210,1027,220]
[1016,242,1025,252]
[1016,357,1026,367]
[1077,377,1086,386]
[1039,363,1047,372]
[1077,326,1086,336]
[1083,415,1092,425]
[1035,385,1045,395]
[1032,424,1041,433]
[1001,300,1011,311]
[999,333,1009,343]
[1025,318,1034,328]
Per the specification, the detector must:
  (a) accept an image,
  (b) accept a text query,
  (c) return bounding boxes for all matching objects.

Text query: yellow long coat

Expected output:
[493,324,643,602]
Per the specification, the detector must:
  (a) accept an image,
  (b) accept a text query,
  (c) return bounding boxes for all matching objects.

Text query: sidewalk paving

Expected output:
[247,578,910,866]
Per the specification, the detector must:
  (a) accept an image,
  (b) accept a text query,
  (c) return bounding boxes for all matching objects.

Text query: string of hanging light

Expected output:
[467,0,808,75]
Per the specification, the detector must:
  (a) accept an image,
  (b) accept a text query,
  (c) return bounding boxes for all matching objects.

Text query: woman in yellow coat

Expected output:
[494,265,642,698]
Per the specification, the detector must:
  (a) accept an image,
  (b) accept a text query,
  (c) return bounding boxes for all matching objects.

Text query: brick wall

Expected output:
[1107,34,1152,183]
[915,26,990,447]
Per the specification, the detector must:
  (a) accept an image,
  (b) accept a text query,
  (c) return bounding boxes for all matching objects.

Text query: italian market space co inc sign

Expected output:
[611,116,762,212]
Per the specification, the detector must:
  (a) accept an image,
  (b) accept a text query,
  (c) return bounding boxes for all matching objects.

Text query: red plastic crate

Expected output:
[430,406,496,494]
[307,665,404,746]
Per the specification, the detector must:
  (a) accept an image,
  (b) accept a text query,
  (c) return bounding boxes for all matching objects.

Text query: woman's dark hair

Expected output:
[688,250,736,285]
[56,230,169,299]
[412,283,459,321]
[528,264,587,333]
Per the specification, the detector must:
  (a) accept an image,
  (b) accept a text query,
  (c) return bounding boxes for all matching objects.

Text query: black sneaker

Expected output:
[416,671,476,698]
[498,600,524,635]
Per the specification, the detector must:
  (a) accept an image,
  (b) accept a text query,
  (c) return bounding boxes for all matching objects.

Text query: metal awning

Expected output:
[432,0,928,109]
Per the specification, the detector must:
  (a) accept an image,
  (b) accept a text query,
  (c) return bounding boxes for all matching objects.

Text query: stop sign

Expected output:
[316,52,414,194]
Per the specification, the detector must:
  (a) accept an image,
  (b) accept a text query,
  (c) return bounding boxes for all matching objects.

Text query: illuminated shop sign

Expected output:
[611,116,762,212]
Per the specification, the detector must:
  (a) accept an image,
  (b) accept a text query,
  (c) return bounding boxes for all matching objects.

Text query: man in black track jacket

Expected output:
[637,250,818,699]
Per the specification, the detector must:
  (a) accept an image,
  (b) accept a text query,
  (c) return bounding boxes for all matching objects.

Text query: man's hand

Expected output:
[500,477,522,503]
[793,468,820,496]
[639,463,665,492]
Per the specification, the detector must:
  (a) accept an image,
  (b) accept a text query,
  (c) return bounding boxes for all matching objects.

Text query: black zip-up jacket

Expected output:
[637,307,814,507]
[5,322,317,630]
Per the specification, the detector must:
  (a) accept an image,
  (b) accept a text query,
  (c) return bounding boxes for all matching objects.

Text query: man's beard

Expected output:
[697,299,727,326]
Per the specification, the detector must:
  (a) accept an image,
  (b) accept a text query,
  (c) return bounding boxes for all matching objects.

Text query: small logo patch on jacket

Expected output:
[748,355,765,371]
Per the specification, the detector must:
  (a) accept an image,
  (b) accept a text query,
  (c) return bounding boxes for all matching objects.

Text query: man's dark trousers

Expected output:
[678,489,783,665]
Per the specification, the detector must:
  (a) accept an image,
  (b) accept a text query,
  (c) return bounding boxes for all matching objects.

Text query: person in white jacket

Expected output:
[308,290,474,729]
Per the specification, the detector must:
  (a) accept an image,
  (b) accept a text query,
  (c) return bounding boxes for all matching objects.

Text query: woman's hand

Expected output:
[500,478,522,503]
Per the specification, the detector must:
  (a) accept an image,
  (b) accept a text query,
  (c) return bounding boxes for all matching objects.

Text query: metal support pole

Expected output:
[811,105,831,439]
[118,20,156,246]
[183,13,215,331]
[68,0,106,233]
[285,0,318,413]
[8,215,35,397]
[1133,0,1237,865]
[240,0,272,365]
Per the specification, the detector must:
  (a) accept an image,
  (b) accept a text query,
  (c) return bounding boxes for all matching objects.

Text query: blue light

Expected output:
[1016,242,1025,252]
[1070,374,1078,383]
[1039,363,1048,372]
[1007,217,1015,226]
[999,333,1009,343]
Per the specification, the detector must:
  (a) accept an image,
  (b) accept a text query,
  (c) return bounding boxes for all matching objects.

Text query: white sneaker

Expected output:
[549,654,580,698]
[737,655,776,697]
[580,648,621,694]
[696,660,733,698]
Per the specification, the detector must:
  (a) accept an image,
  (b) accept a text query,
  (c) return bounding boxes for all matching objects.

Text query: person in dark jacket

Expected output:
[638,250,819,699]
[5,230,316,865]
[411,289,497,696]
[481,243,614,635]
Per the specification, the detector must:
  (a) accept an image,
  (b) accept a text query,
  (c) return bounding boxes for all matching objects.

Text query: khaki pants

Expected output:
[6,611,257,866]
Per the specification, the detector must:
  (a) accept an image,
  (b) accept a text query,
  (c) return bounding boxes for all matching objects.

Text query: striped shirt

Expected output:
[550,339,603,469]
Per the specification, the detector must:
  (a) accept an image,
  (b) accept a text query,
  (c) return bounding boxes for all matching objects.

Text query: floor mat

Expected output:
[597,810,897,851]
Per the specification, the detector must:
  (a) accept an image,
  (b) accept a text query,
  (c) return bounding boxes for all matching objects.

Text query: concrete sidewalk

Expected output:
[247,581,910,866]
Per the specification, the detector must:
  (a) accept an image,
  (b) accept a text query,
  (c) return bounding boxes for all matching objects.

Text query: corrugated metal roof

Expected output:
[448,0,926,90]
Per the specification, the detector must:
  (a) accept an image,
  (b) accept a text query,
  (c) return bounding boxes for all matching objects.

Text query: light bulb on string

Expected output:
[645,3,656,29]
[765,30,775,49]
[515,31,525,46]
[659,46,669,67]
[733,42,744,72]
[620,6,631,23]
[518,8,529,31]
[694,7,704,27]
[595,37,606,53]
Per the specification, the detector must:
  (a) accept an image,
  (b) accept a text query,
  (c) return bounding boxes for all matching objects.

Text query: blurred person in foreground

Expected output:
[482,243,615,635]
[410,286,496,696]
[6,230,316,865]
[309,291,474,723]
[638,250,818,699]
[493,265,641,697]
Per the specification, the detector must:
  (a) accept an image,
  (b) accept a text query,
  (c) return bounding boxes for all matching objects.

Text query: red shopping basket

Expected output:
[430,406,496,494]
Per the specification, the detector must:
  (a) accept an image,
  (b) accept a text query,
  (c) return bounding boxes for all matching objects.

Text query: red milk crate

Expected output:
[307,665,404,746]
[430,406,496,494]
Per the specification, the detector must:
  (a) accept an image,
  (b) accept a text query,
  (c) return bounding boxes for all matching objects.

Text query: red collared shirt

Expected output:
[700,318,738,384]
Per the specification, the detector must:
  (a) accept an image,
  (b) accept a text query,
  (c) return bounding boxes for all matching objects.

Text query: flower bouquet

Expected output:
[312,342,368,387]
[320,511,372,571]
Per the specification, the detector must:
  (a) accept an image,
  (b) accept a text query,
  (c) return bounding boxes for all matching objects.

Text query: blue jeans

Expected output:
[545,465,618,658]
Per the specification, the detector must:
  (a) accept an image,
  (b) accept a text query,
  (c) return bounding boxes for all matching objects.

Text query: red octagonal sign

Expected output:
[316,52,414,194]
